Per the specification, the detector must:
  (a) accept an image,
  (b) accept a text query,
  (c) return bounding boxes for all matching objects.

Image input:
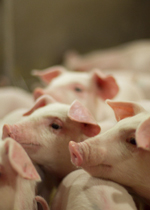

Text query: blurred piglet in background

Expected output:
[64,40,150,72]
[32,66,144,122]
[32,66,119,121]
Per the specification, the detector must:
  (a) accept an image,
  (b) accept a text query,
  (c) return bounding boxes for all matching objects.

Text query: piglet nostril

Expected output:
[2,124,12,140]
[69,141,83,167]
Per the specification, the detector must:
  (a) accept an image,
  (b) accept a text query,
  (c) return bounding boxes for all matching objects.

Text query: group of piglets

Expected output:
[1,39,150,209]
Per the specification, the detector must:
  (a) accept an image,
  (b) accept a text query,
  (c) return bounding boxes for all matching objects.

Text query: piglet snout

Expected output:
[2,124,13,139]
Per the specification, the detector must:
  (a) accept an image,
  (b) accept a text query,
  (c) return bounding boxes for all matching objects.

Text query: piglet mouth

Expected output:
[8,140,41,151]
[16,142,41,153]
[20,142,41,147]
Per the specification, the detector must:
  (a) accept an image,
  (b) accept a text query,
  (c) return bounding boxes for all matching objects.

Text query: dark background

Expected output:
[0,0,150,90]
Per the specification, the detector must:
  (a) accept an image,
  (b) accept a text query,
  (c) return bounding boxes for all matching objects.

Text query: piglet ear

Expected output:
[23,95,56,116]
[106,100,145,121]
[31,65,65,84]
[91,69,119,100]
[68,100,101,137]
[33,87,46,100]
[136,117,150,151]
[4,138,41,181]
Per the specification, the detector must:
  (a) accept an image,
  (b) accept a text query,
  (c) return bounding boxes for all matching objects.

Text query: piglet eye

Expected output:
[74,87,83,92]
[127,137,137,146]
[51,123,62,130]
[50,118,63,131]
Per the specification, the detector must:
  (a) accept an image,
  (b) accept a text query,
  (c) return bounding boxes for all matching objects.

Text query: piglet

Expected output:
[32,66,144,121]
[0,137,48,210]
[32,66,119,122]
[63,39,150,72]
[0,86,33,119]
[69,100,150,206]
[2,95,100,202]
[51,169,138,210]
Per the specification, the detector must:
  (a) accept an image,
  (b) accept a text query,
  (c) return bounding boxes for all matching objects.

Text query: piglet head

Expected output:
[2,99,100,178]
[69,100,150,188]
